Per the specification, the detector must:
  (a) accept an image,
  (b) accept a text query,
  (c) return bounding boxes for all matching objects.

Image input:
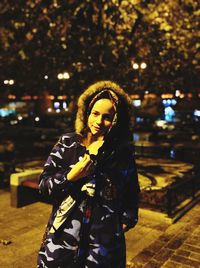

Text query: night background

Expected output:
[1,0,200,200]
[0,1,200,266]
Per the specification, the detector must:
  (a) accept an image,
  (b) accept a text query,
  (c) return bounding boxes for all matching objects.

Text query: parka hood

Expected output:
[75,80,133,141]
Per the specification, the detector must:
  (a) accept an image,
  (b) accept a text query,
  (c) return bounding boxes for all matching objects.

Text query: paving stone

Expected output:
[1,190,200,267]
[143,259,162,268]
[162,260,191,268]
[153,248,174,263]
[181,244,200,254]
[190,252,200,262]
[171,254,200,267]
[166,238,185,250]
[126,261,143,268]
[159,234,174,243]
[131,249,155,264]
[185,237,200,247]
[145,240,165,252]
[175,249,191,257]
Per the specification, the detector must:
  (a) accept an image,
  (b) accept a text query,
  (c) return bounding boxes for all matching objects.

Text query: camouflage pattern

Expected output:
[37,133,139,268]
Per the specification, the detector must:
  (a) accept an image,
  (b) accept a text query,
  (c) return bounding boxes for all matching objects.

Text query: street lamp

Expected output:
[57,71,70,80]
[4,79,15,85]
[140,62,147,69]
[132,61,147,91]
[57,71,70,92]
[132,62,147,70]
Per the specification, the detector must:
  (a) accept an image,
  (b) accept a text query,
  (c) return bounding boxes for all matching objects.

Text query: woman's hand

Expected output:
[67,154,95,182]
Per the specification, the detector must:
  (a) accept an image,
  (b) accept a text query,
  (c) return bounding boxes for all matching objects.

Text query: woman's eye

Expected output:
[104,115,112,121]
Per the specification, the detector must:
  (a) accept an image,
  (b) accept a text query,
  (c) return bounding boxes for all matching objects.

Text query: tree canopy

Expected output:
[0,0,199,96]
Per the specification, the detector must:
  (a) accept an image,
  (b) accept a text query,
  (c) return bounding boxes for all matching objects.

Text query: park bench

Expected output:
[10,169,42,207]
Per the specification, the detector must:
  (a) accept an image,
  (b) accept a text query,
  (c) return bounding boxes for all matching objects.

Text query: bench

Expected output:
[10,169,42,207]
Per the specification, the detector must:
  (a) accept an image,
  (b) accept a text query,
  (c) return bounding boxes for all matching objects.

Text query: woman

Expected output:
[37,80,140,268]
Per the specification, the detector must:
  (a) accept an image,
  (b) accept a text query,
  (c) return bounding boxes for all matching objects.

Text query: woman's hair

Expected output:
[75,80,133,142]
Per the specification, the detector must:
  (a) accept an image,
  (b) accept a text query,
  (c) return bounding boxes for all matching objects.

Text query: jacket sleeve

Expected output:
[120,149,140,230]
[38,134,76,199]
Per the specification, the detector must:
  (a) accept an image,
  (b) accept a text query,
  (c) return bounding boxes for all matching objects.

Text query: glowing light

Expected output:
[10,120,18,125]
[63,102,67,109]
[164,106,175,122]
[58,95,67,100]
[8,94,16,100]
[132,63,139,69]
[22,95,31,100]
[4,79,14,85]
[35,117,40,122]
[18,116,23,120]
[155,120,167,128]
[57,73,63,79]
[63,72,70,79]
[171,99,177,105]
[47,108,52,112]
[130,94,140,99]
[161,94,174,99]
[133,100,141,107]
[194,110,200,117]
[44,75,48,79]
[141,62,147,69]
[57,72,70,80]
[148,94,157,99]
[170,149,175,159]
[167,99,171,105]
[175,90,181,97]
[56,109,61,113]
[54,102,60,109]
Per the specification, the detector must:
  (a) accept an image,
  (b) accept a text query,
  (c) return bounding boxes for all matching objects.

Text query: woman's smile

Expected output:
[87,98,115,139]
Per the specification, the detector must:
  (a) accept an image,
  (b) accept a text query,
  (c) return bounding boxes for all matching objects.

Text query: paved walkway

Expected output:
[0,189,200,267]
[126,206,200,268]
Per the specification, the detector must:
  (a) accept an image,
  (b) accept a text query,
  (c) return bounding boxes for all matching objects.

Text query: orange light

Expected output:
[161,93,174,99]
[130,94,140,99]
[22,95,31,100]
[180,93,185,98]
[148,93,157,99]
[58,95,67,100]
[48,95,55,100]
[8,94,16,99]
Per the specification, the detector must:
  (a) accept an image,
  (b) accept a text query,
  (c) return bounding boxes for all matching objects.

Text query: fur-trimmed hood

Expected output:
[75,80,132,140]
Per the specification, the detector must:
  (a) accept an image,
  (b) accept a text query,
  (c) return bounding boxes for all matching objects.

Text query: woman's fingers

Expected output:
[81,182,96,197]
[81,154,95,172]
[68,153,96,181]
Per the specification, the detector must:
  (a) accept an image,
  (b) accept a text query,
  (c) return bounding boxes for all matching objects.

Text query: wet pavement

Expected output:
[0,189,200,267]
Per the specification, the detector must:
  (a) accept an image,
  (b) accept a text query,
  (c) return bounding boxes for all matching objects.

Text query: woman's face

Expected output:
[87,98,115,138]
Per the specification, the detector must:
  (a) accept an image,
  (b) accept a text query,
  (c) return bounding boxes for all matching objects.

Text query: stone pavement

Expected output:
[0,189,200,267]
[126,205,200,268]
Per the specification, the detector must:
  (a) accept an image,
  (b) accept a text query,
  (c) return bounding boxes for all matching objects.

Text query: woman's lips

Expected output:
[93,126,101,131]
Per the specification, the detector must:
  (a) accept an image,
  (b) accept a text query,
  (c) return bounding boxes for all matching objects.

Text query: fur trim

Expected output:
[75,80,132,136]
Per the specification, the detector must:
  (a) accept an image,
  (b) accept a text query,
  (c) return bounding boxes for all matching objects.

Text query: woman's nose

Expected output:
[96,115,103,125]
